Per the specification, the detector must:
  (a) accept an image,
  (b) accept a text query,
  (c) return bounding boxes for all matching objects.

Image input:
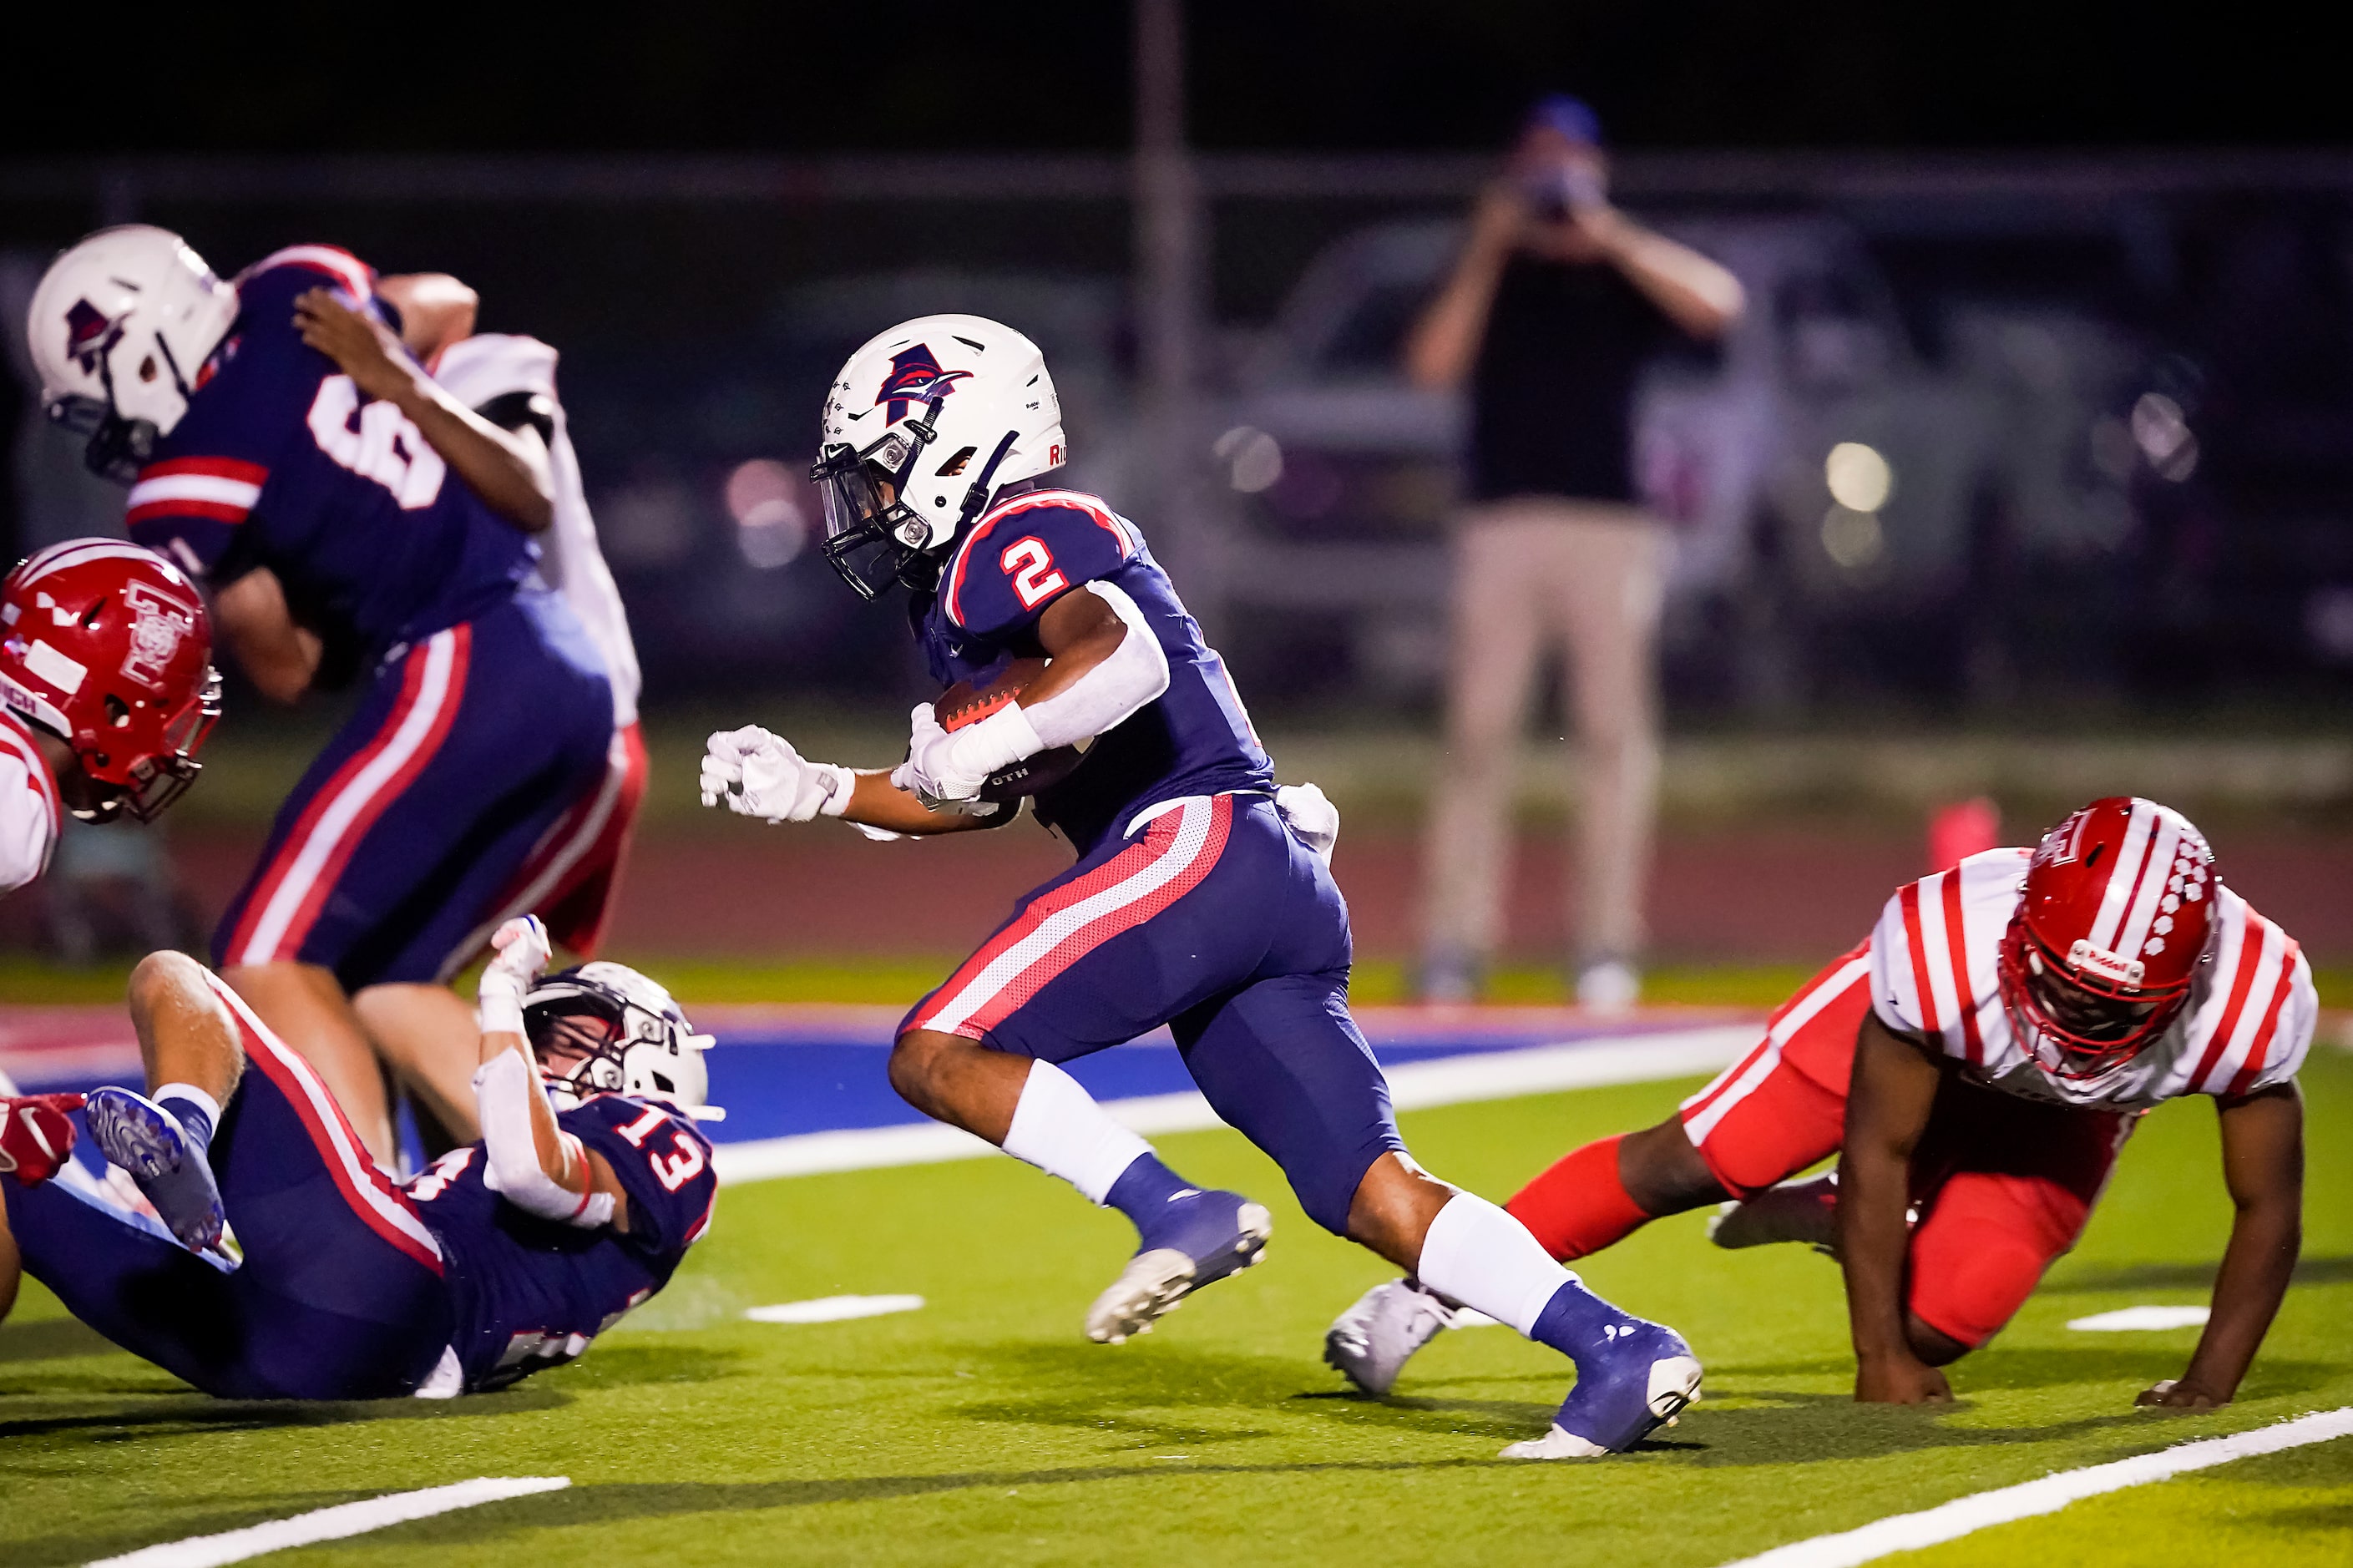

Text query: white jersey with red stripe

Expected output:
[1869,847,2315,1109]
[0,710,63,893]
[429,334,640,728]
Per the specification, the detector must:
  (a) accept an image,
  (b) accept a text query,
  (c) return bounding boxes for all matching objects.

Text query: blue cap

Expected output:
[1526,93,1602,147]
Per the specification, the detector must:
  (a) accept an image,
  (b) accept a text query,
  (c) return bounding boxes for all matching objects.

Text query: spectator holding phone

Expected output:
[1406,95,1743,1008]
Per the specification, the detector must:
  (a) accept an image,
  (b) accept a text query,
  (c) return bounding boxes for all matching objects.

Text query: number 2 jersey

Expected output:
[402,1092,716,1393]
[917,488,1275,853]
[123,245,537,667]
[1870,847,2315,1110]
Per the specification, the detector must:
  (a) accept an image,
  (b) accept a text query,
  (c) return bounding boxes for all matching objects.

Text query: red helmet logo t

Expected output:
[0,539,221,822]
[1996,796,2214,1079]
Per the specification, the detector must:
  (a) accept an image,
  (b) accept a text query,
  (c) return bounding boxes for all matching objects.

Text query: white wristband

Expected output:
[951,701,1046,779]
[479,982,525,1039]
[816,762,858,817]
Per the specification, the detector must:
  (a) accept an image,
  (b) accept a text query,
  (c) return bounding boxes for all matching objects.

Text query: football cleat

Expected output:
[1086,1191,1272,1345]
[83,1087,225,1252]
[1708,1172,1842,1255]
[1324,1277,1457,1395]
[1502,1322,1703,1459]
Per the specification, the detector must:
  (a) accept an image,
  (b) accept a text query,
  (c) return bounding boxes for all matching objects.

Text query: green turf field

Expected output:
[3,1052,2347,1565]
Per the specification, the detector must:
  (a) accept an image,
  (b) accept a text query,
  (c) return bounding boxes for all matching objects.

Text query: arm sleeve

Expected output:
[1016,580,1171,748]
[939,500,1141,639]
[0,749,56,893]
[566,1096,720,1255]
[1866,888,1933,1040]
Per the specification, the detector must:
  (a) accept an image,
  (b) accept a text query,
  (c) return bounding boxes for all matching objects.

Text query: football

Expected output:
[933,656,1088,802]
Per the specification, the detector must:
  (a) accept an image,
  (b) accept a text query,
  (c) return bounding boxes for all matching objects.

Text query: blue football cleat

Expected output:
[83,1087,225,1252]
[1502,1320,1703,1459]
[1085,1187,1272,1345]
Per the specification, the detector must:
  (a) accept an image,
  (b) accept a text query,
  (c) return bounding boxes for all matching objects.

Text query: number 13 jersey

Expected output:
[402,1092,717,1393]
[917,488,1274,854]
[124,246,537,666]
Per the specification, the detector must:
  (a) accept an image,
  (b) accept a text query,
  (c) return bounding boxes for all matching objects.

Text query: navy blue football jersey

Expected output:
[921,488,1275,852]
[124,245,537,664]
[402,1093,716,1392]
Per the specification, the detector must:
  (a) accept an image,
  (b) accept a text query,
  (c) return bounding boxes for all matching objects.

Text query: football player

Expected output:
[699,315,1699,1459]
[276,275,648,1149]
[27,226,620,1168]
[0,918,716,1399]
[0,539,220,895]
[1328,797,2311,1414]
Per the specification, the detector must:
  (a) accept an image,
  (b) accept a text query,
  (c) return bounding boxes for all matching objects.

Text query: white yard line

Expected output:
[1714,1406,2353,1568]
[85,1477,571,1568]
[745,1294,926,1324]
[709,1024,1755,1186]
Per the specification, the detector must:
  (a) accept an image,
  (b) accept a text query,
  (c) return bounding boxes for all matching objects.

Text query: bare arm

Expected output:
[211,568,321,705]
[2138,1082,2304,1409]
[1581,209,1746,341]
[1402,187,1524,391]
[373,272,479,362]
[1839,1011,1952,1403]
[294,288,554,533]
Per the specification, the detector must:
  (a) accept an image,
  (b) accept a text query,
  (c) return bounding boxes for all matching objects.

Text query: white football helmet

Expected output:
[27,225,240,483]
[811,313,1066,598]
[523,961,722,1118]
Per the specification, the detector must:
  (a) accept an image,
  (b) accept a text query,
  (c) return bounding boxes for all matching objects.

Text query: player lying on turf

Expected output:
[1328,797,2310,1413]
[0,918,717,1399]
[700,315,1698,1459]
[28,228,622,1170]
[0,539,220,894]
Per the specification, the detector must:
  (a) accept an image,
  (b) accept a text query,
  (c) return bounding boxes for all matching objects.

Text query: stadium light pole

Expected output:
[1132,0,1220,631]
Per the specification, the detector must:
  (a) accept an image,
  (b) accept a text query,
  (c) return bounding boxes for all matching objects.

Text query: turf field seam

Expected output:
[709,1024,1755,1184]
[83,1476,572,1567]
[1713,1405,2353,1567]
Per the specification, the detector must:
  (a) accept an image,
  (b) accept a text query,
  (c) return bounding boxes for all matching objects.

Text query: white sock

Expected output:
[1416,1192,1579,1338]
[152,1081,223,1132]
[1000,1060,1153,1205]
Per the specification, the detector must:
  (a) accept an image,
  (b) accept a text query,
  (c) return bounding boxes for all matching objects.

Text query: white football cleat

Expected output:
[1324,1278,1457,1395]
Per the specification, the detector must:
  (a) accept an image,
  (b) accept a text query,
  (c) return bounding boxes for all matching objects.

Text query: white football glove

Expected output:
[1276,781,1341,864]
[478,914,552,1037]
[701,726,854,824]
[891,702,1038,812]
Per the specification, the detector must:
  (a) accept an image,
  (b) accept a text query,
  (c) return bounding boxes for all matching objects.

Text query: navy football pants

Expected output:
[908,792,1404,1233]
[4,975,450,1399]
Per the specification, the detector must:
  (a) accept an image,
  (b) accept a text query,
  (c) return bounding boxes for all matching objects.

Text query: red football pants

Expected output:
[1675,945,2138,1348]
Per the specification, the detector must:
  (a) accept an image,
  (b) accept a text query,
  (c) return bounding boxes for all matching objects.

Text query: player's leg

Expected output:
[893,794,1276,1340]
[352,982,483,1149]
[1420,507,1546,998]
[1902,1081,2138,1364]
[81,950,256,1250]
[1508,946,1870,1259]
[1551,505,1665,1001]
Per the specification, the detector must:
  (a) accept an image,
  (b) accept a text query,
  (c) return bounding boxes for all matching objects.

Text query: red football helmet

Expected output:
[0,540,220,822]
[1997,797,2215,1079]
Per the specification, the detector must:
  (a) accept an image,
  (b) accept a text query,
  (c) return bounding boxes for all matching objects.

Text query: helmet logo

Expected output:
[65,299,116,372]
[2065,938,2144,988]
[876,345,970,423]
[120,583,193,691]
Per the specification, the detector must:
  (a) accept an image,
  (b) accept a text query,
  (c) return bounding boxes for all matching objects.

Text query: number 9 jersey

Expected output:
[403,1092,717,1393]
[123,246,536,664]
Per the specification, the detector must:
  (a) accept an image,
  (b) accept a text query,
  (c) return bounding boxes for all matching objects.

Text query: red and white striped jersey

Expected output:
[1869,847,2314,1109]
[0,710,63,893]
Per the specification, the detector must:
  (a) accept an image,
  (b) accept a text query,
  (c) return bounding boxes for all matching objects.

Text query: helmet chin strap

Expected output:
[955,430,1024,531]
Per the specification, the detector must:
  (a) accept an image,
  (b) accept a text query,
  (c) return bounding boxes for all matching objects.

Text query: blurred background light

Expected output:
[2130,392,2199,482]
[1821,504,1885,569]
[726,458,811,570]
[1213,425,1284,493]
[1824,442,1894,513]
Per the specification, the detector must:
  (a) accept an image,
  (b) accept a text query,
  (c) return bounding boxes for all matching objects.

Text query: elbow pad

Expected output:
[1018,581,1171,748]
[473,1049,615,1228]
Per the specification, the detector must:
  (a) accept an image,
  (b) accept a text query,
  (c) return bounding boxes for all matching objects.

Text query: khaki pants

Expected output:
[1423,498,1666,967]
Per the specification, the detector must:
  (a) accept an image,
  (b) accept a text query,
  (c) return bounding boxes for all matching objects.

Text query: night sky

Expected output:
[4,2,2344,154]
